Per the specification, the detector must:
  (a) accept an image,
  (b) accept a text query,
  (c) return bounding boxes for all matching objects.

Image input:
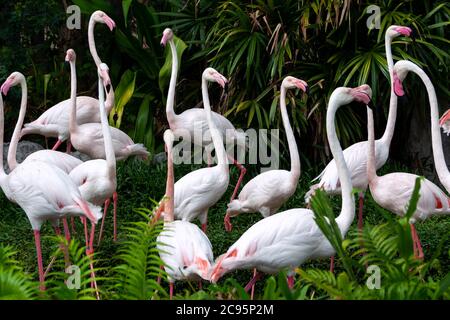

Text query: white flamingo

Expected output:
[224,76,308,231]
[210,85,372,297]
[0,92,102,291]
[368,60,450,259]
[305,25,412,231]
[156,129,214,300]
[20,10,116,151]
[157,68,230,232]
[161,28,246,200]
[65,49,117,243]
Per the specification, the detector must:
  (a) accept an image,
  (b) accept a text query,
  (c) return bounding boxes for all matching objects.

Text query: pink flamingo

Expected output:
[161,28,246,201]
[305,25,412,231]
[224,76,308,231]
[210,85,372,298]
[156,129,214,300]
[367,60,450,259]
[20,10,116,151]
[157,68,230,232]
[0,91,102,291]
[63,49,117,244]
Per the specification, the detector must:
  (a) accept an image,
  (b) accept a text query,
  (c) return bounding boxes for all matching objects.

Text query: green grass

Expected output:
[0,159,449,297]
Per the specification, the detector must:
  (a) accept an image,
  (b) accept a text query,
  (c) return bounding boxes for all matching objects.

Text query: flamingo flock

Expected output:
[0,13,448,300]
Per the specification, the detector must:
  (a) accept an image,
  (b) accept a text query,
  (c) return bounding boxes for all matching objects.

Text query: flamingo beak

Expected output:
[1,78,13,96]
[161,33,168,47]
[395,26,412,37]
[214,73,228,88]
[101,70,111,90]
[351,85,372,106]
[393,71,405,97]
[439,109,450,127]
[103,15,116,31]
[295,80,309,94]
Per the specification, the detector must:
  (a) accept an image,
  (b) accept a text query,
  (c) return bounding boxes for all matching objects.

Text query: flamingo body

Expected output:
[21,150,82,174]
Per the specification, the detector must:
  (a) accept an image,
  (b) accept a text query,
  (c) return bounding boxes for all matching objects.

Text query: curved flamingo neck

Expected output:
[164,137,175,222]
[166,38,178,126]
[69,60,79,134]
[0,94,6,180]
[280,86,300,182]
[98,77,116,180]
[380,34,398,146]
[7,76,28,171]
[327,92,355,234]
[367,107,378,184]
[88,17,102,67]
[201,78,227,168]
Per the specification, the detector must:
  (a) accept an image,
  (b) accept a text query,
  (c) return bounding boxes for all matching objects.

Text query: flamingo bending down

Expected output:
[64,50,117,243]
[305,25,412,231]
[0,93,102,291]
[161,28,246,201]
[367,60,450,259]
[157,68,230,232]
[224,76,308,231]
[20,10,116,151]
[1,72,82,174]
[156,130,214,299]
[210,85,372,296]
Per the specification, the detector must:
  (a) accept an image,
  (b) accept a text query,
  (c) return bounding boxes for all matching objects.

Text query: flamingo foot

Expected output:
[224,213,233,232]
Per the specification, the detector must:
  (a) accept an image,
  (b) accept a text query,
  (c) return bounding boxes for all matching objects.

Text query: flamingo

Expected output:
[157,68,230,232]
[305,25,412,231]
[156,129,214,300]
[20,10,116,151]
[210,85,372,297]
[439,110,450,136]
[1,72,82,174]
[161,28,246,201]
[64,49,117,244]
[224,76,308,231]
[367,60,450,259]
[0,91,102,291]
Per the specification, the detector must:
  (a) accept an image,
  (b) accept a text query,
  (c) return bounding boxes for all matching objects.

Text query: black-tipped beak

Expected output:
[367,99,375,110]
[305,85,310,95]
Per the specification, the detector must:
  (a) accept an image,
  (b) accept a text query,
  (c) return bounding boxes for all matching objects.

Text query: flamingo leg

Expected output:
[330,255,335,273]
[33,230,45,291]
[357,192,365,231]
[113,192,118,242]
[224,213,232,232]
[245,268,262,300]
[411,224,424,260]
[157,265,164,284]
[66,141,72,153]
[70,216,76,235]
[52,139,63,151]
[62,218,71,242]
[169,282,174,300]
[98,198,111,246]
[228,155,246,201]
[82,218,100,300]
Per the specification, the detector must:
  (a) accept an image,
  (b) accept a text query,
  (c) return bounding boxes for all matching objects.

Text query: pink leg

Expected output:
[83,219,100,300]
[70,216,76,234]
[62,218,71,242]
[98,198,111,246]
[33,230,45,291]
[228,156,247,201]
[357,192,364,231]
[201,222,207,234]
[52,139,63,151]
[169,282,174,300]
[53,225,70,267]
[113,192,118,242]
[411,224,424,260]
[287,275,295,289]
[157,265,164,284]
[66,141,72,153]
[224,213,232,232]
[245,268,262,300]
[330,255,335,273]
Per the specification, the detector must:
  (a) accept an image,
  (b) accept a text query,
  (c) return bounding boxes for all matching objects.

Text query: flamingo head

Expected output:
[203,67,228,88]
[160,28,174,47]
[349,84,373,108]
[98,63,111,89]
[92,10,116,31]
[65,49,76,62]
[1,72,25,96]
[282,76,309,94]
[387,25,412,39]
[392,60,414,97]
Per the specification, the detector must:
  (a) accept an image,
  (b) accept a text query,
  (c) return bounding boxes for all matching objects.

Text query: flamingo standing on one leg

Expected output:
[20,10,116,151]
[63,49,117,244]
[367,60,450,259]
[161,28,247,202]
[210,85,372,298]
[157,68,230,232]
[156,130,214,300]
[0,92,102,291]
[305,25,412,231]
[224,76,308,231]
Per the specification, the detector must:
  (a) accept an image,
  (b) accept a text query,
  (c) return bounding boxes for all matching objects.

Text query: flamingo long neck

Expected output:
[380,34,398,146]
[164,137,175,222]
[7,77,28,171]
[69,60,79,134]
[367,107,378,183]
[327,93,355,235]
[0,94,7,181]
[88,17,102,67]
[411,65,450,192]
[166,38,178,125]
[201,78,228,168]
[280,86,300,182]
[98,78,116,180]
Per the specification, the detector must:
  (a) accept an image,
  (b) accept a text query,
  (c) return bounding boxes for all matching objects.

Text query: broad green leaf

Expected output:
[109,70,136,128]
[159,36,187,97]
[122,0,133,26]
